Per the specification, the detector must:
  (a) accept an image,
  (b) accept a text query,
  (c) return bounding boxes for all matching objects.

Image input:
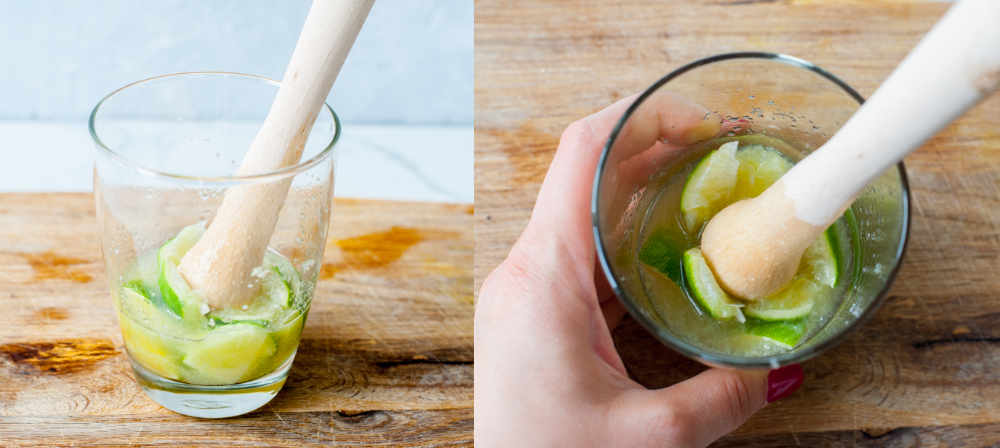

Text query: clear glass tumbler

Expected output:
[91,72,338,417]
[593,53,911,368]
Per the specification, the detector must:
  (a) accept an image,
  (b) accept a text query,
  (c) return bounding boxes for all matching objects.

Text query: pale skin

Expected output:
[475,93,775,447]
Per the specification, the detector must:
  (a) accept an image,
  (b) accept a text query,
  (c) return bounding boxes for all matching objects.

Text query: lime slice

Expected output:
[129,251,160,289]
[123,280,155,305]
[209,316,270,328]
[119,287,183,380]
[268,265,294,308]
[117,281,204,337]
[270,311,306,368]
[744,277,818,321]
[157,223,205,266]
[119,281,180,329]
[801,229,838,287]
[745,318,806,348]
[267,252,301,307]
[157,260,202,319]
[117,252,162,312]
[680,141,739,232]
[181,322,277,385]
[209,267,291,324]
[156,223,207,318]
[120,284,176,330]
[733,144,793,200]
[682,248,745,322]
[639,230,685,283]
[121,316,183,380]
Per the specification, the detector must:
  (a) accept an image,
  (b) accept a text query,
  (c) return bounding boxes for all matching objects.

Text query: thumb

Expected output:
[609,365,802,448]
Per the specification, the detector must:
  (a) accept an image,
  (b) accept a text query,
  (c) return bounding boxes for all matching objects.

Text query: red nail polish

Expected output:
[767,364,804,403]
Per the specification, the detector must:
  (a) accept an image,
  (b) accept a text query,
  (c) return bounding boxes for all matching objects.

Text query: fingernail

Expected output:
[767,364,804,403]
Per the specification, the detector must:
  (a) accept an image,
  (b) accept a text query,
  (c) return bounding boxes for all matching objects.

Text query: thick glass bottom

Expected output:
[129,352,295,418]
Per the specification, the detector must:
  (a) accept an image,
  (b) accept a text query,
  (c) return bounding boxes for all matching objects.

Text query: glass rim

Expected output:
[590,52,913,368]
[88,71,341,183]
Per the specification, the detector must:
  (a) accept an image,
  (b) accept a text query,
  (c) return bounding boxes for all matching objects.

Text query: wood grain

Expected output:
[476,0,1000,445]
[0,194,472,447]
[0,411,472,447]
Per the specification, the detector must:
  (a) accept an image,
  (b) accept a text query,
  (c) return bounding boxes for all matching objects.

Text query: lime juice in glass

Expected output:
[117,222,309,386]
[630,135,860,357]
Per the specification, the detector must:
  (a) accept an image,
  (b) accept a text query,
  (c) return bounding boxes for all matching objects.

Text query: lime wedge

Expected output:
[181,322,277,385]
[120,280,179,328]
[118,281,200,337]
[119,287,183,380]
[209,266,292,324]
[680,141,739,232]
[129,251,160,290]
[156,223,207,318]
[209,316,270,328]
[268,265,293,308]
[157,223,205,265]
[682,248,745,322]
[270,311,306,368]
[268,252,301,307]
[123,279,155,305]
[745,318,806,348]
[744,277,818,321]
[733,144,793,200]
[157,263,192,318]
[802,229,839,287]
[121,283,155,311]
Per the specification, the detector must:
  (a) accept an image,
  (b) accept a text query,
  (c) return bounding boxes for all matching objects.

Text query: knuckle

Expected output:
[646,407,696,448]
[475,263,517,324]
[477,256,538,308]
[718,374,758,424]
[560,119,594,147]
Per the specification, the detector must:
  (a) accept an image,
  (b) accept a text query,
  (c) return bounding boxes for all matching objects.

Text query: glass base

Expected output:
[129,353,295,418]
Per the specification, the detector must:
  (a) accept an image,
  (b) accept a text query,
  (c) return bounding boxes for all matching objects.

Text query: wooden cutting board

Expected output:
[476,0,999,446]
[0,194,473,447]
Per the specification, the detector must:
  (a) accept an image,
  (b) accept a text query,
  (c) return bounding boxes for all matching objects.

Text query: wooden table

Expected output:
[0,194,473,447]
[476,1,999,446]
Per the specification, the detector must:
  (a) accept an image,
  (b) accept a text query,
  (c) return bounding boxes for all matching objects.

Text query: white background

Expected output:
[0,1,472,203]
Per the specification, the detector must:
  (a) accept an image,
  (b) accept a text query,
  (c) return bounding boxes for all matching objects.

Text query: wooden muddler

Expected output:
[701,0,1000,300]
[180,0,374,308]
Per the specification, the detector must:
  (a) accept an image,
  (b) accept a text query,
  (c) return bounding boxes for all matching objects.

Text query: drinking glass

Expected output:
[593,53,911,368]
[91,72,338,417]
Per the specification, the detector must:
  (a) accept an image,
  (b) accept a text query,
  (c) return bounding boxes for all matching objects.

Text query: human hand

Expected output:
[475,92,804,447]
